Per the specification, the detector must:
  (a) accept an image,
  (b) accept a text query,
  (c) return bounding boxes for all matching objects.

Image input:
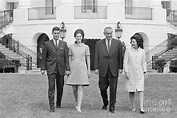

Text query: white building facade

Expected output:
[0,0,177,68]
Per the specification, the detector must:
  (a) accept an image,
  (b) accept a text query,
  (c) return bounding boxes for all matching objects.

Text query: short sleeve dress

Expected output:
[66,43,90,86]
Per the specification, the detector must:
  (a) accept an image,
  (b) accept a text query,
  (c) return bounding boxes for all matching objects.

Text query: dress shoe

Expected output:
[102,105,107,110]
[109,109,115,114]
[139,109,145,114]
[56,105,61,109]
[76,106,81,112]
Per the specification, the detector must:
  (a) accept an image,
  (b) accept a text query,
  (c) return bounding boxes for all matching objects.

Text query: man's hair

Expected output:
[52,26,60,33]
[104,27,113,32]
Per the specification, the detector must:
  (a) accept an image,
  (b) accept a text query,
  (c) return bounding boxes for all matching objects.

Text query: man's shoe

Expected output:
[56,105,61,109]
[102,105,107,110]
[109,109,115,114]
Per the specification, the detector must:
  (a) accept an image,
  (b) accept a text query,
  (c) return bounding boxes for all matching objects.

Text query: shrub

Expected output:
[155,58,166,69]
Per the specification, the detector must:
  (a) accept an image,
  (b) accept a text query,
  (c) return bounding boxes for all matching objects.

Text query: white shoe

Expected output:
[76,106,81,112]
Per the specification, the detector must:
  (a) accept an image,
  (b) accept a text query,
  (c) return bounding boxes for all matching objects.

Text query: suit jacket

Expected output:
[41,39,70,75]
[94,38,123,77]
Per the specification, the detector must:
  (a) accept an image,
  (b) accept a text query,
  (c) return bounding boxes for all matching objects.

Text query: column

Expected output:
[150,0,162,7]
[107,0,124,22]
[56,0,74,22]
[13,0,31,24]
[59,0,73,5]
[17,0,31,8]
[150,0,166,22]
[171,0,177,10]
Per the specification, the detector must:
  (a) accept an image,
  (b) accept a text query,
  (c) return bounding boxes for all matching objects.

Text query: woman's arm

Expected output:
[86,55,90,72]
[68,46,72,66]
[123,49,129,79]
[69,55,72,65]
[141,50,147,73]
[86,45,91,77]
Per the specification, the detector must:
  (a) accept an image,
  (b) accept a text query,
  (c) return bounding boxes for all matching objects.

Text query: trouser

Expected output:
[47,68,64,108]
[98,67,118,110]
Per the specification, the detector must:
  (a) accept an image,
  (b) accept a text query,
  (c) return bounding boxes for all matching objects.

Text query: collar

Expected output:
[74,43,84,47]
[53,39,59,42]
[105,38,112,41]
[131,47,140,51]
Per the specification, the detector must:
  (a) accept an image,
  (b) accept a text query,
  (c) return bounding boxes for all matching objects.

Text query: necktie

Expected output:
[107,39,110,52]
[55,40,57,47]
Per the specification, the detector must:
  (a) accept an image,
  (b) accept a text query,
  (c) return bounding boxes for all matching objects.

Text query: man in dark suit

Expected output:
[94,27,123,114]
[41,26,70,112]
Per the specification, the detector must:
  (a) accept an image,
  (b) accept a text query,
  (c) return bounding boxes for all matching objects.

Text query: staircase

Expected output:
[146,34,177,73]
[0,10,40,73]
[161,48,177,60]
[0,43,40,73]
[147,47,177,72]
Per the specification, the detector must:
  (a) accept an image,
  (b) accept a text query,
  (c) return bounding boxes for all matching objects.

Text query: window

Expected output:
[125,0,132,14]
[161,1,170,9]
[82,0,97,13]
[45,0,54,14]
[161,1,171,16]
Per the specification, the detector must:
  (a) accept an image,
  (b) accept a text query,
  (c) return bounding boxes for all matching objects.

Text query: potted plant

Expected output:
[155,58,166,73]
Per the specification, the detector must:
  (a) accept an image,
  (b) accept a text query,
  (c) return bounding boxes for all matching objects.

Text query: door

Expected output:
[84,39,100,70]
[37,33,49,68]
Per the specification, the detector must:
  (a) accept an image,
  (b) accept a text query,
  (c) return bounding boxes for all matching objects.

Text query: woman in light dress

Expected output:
[66,29,91,112]
[123,34,148,114]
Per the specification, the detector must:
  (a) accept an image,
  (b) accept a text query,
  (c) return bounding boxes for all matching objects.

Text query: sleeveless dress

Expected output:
[66,43,90,86]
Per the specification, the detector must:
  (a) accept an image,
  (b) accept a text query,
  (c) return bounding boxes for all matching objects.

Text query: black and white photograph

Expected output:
[0,0,177,118]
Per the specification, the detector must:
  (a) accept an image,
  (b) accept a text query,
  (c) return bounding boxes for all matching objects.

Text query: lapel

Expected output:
[109,39,115,53]
[52,39,62,50]
[101,39,108,53]
[51,39,57,49]
[58,40,62,49]
[50,40,55,49]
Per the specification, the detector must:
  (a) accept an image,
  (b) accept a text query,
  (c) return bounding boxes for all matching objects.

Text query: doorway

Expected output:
[85,39,100,70]
[37,33,49,68]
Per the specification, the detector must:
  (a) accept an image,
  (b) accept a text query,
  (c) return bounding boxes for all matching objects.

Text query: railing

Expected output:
[0,10,13,29]
[166,9,177,26]
[0,30,37,70]
[125,6,152,20]
[148,36,176,69]
[146,39,168,64]
[28,6,56,20]
[26,55,32,70]
[74,6,107,19]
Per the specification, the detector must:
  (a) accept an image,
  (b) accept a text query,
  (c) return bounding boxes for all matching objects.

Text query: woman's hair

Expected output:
[130,33,143,48]
[74,29,85,43]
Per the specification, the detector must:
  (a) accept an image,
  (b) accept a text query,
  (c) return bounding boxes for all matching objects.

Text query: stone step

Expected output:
[162,55,175,58]
[18,66,40,73]
[164,52,177,55]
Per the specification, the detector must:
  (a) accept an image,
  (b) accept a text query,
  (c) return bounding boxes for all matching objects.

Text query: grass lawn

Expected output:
[0,73,177,118]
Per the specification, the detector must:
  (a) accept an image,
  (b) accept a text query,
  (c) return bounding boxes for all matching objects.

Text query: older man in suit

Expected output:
[94,27,123,114]
[41,26,70,112]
